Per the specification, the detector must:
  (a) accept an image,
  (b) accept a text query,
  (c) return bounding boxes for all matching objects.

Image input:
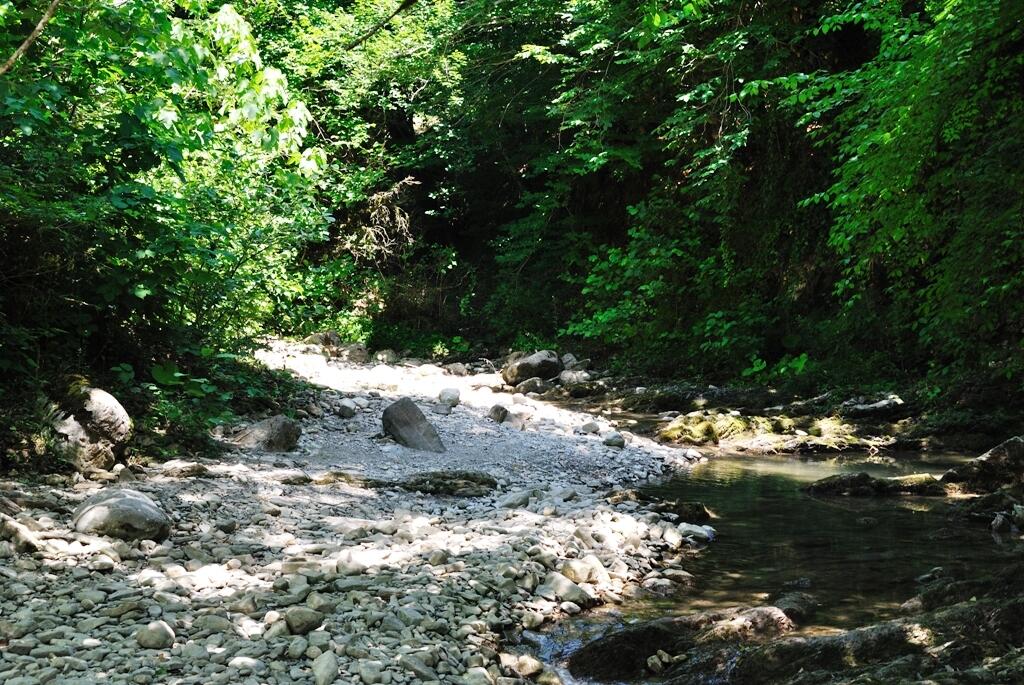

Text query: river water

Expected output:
[533,450,1020,681]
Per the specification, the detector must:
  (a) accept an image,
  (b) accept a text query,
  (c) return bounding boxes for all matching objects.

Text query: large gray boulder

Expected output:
[53,386,133,472]
[73,488,171,541]
[230,415,301,451]
[382,398,446,453]
[501,350,562,386]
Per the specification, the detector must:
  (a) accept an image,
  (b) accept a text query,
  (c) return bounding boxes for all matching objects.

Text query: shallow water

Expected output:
[534,451,1020,679]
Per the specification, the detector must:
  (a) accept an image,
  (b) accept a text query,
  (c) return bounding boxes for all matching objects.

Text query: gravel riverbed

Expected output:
[0,341,712,685]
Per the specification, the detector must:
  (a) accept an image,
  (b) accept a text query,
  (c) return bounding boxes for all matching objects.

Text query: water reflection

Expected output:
[639,451,1017,634]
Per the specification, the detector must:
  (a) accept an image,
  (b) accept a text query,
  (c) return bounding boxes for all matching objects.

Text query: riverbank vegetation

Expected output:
[2,0,1022,456]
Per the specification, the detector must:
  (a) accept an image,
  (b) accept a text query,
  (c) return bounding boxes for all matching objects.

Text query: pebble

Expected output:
[136,620,175,649]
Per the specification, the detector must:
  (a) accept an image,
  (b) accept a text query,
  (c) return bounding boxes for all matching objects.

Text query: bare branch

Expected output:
[345,0,418,51]
[0,0,62,77]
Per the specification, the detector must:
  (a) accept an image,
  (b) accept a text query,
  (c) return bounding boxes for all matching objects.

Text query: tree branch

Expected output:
[0,0,62,77]
[345,0,418,51]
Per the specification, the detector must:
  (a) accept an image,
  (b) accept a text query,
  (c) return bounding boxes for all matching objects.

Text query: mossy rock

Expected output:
[657,413,771,445]
[804,471,946,497]
[399,470,497,497]
[655,500,713,523]
[314,470,373,487]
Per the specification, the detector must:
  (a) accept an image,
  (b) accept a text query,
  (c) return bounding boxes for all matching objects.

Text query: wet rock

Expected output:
[488,405,510,424]
[230,415,301,451]
[661,500,712,523]
[568,618,684,681]
[502,350,562,385]
[382,397,446,452]
[720,620,921,685]
[73,488,171,541]
[569,606,797,682]
[678,522,716,541]
[564,380,605,398]
[53,386,132,472]
[772,592,818,623]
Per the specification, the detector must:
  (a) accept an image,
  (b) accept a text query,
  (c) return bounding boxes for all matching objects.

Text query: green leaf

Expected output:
[151,362,185,386]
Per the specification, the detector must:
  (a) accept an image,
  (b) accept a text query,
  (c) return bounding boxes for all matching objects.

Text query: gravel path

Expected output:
[0,341,711,685]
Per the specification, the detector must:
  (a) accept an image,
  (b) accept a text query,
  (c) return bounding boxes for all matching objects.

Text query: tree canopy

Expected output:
[2,0,1022,453]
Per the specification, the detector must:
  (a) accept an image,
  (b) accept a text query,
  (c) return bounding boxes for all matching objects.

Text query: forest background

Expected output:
[1,0,1021,459]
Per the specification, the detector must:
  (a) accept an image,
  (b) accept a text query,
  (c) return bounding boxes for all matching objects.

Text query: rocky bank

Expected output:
[0,340,713,685]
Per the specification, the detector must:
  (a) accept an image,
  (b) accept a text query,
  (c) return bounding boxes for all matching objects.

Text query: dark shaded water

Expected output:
[534,451,1019,680]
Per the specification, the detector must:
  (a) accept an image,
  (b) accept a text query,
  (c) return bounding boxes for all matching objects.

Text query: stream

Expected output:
[531,450,1020,683]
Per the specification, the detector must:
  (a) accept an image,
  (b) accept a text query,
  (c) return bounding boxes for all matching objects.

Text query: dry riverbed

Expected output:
[0,341,713,685]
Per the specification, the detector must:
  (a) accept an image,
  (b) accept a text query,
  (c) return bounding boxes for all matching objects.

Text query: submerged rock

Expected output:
[382,397,446,452]
[803,471,946,497]
[569,605,796,682]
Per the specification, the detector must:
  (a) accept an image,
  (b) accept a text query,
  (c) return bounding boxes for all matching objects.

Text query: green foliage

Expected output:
[4,0,1023,462]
